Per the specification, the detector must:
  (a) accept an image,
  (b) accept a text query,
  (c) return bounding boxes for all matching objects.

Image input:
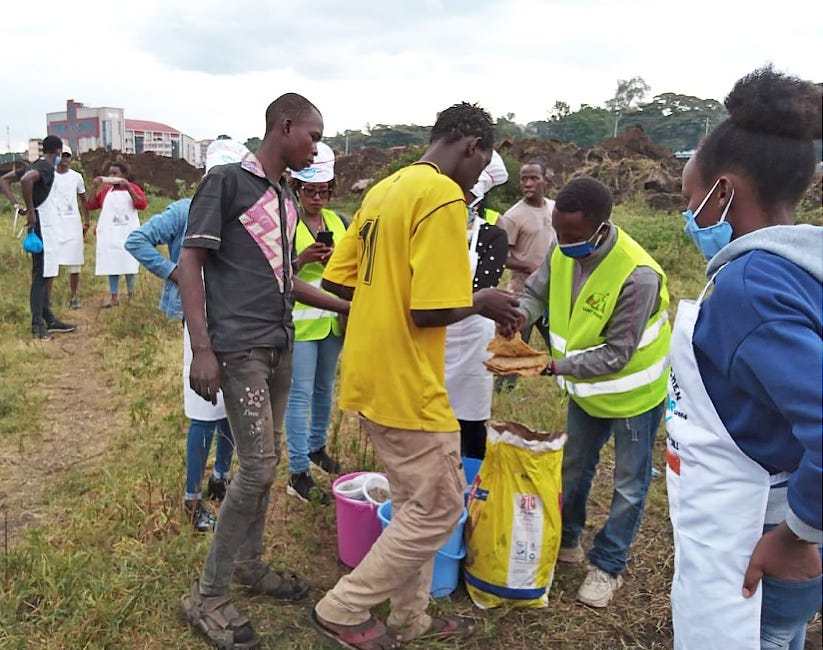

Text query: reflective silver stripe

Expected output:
[559,310,668,358]
[549,331,567,353]
[293,307,332,321]
[638,310,668,349]
[562,355,670,397]
[567,344,605,358]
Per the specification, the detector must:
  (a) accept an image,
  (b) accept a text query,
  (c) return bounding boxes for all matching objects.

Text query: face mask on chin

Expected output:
[559,221,608,259]
[682,178,734,260]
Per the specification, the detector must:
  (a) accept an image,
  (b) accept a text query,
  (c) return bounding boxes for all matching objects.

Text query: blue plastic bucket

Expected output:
[376,501,466,598]
[462,456,482,487]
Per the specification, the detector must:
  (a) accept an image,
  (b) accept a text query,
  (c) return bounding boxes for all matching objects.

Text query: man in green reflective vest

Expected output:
[503,176,670,608]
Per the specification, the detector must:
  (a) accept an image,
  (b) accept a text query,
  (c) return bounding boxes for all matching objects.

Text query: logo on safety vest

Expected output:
[583,292,609,318]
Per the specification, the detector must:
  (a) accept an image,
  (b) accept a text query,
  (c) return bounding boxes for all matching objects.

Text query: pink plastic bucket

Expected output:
[332,472,385,568]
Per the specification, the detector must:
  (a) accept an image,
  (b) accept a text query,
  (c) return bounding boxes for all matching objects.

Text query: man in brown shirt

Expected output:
[497,160,556,295]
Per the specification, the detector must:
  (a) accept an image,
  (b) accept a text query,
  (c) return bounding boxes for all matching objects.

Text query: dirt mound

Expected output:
[78,149,202,198]
[333,147,406,195]
[500,127,685,208]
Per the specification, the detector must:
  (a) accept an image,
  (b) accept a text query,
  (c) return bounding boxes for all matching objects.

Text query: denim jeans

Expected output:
[760,573,821,649]
[284,334,343,474]
[108,274,136,295]
[199,347,292,596]
[184,418,234,501]
[30,218,55,330]
[560,398,665,575]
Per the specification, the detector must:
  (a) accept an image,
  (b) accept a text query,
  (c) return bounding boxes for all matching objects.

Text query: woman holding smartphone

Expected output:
[285,142,349,504]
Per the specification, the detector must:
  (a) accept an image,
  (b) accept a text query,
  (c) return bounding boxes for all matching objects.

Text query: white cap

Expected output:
[61,144,72,156]
[469,150,508,206]
[205,139,250,173]
[290,142,334,183]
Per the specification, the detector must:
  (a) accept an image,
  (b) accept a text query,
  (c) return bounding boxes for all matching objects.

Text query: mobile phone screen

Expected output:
[316,231,334,247]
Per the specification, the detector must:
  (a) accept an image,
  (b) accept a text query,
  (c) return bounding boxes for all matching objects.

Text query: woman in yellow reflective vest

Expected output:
[284,142,349,504]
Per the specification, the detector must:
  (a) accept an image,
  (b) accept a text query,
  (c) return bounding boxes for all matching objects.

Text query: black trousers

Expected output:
[459,419,487,460]
[30,217,55,330]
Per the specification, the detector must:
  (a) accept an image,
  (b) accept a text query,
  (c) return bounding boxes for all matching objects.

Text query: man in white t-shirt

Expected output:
[47,146,90,309]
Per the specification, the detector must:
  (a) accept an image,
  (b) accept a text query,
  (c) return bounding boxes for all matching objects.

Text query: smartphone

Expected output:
[316,230,335,247]
[100,176,122,184]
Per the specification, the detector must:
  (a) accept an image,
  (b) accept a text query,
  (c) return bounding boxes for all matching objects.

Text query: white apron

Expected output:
[666,275,789,650]
[183,324,226,421]
[95,188,140,276]
[36,185,61,278]
[445,217,495,421]
[53,170,85,266]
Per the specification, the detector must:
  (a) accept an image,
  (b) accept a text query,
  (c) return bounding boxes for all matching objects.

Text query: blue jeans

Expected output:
[561,398,665,575]
[284,334,343,474]
[108,274,136,295]
[184,418,234,501]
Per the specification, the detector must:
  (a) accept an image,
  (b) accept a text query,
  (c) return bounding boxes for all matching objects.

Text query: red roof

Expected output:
[125,119,180,134]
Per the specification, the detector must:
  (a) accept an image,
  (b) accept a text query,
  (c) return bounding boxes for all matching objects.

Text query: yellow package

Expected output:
[464,421,566,609]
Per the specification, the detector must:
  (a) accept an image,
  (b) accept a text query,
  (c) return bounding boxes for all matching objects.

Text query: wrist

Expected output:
[191,343,212,353]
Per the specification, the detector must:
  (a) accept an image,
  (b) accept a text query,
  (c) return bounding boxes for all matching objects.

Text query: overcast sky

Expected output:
[1,0,818,151]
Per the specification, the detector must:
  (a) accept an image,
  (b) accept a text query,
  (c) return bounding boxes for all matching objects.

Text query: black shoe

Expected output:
[204,476,228,502]
[47,319,77,333]
[309,447,342,475]
[286,472,331,506]
[32,325,52,340]
[184,499,216,533]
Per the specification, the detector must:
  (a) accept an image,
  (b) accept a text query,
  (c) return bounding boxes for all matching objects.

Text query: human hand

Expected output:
[338,312,348,335]
[497,313,526,339]
[82,222,90,237]
[168,267,180,284]
[298,242,333,268]
[92,176,103,187]
[475,288,521,326]
[742,521,822,598]
[118,178,130,187]
[190,348,221,405]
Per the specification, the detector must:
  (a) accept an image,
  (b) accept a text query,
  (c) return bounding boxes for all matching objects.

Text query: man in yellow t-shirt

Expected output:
[312,103,521,649]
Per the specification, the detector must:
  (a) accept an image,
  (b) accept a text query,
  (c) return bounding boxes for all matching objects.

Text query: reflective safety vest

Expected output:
[293,208,348,341]
[548,227,671,418]
[483,208,500,225]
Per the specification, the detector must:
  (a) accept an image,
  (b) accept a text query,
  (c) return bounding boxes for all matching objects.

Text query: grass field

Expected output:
[0,191,817,649]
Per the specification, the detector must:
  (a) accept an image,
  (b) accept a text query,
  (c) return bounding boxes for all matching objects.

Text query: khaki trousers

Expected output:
[315,417,465,638]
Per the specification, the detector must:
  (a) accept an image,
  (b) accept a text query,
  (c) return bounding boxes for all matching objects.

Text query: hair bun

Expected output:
[725,65,822,140]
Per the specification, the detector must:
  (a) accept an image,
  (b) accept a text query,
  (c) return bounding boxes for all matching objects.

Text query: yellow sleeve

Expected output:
[409,201,473,310]
[322,217,359,287]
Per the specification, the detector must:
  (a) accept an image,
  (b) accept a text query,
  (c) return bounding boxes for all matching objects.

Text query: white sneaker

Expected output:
[557,544,585,564]
[576,565,623,608]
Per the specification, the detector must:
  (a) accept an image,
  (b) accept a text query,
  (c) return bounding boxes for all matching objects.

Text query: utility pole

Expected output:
[704,115,710,136]
[613,112,620,138]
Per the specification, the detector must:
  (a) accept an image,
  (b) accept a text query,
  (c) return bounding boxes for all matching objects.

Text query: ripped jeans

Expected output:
[198,347,292,596]
[560,398,665,576]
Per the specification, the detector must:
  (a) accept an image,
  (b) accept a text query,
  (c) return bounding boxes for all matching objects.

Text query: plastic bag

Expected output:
[464,421,566,609]
[23,228,43,254]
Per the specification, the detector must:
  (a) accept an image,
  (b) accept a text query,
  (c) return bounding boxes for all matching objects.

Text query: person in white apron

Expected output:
[86,162,145,307]
[0,135,76,338]
[667,66,821,650]
[44,146,89,309]
[444,152,508,459]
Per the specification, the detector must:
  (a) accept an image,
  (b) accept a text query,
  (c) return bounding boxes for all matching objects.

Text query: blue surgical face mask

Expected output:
[559,222,608,259]
[54,155,62,167]
[682,179,734,260]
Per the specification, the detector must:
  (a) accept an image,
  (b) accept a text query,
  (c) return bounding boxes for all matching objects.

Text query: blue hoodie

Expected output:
[693,224,823,543]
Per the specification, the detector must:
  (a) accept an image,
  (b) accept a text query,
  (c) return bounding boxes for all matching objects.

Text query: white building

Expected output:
[46,100,125,154]
[124,120,198,166]
[27,138,43,162]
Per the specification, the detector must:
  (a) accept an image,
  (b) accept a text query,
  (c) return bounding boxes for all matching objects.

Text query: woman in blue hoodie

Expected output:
[666,66,821,650]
